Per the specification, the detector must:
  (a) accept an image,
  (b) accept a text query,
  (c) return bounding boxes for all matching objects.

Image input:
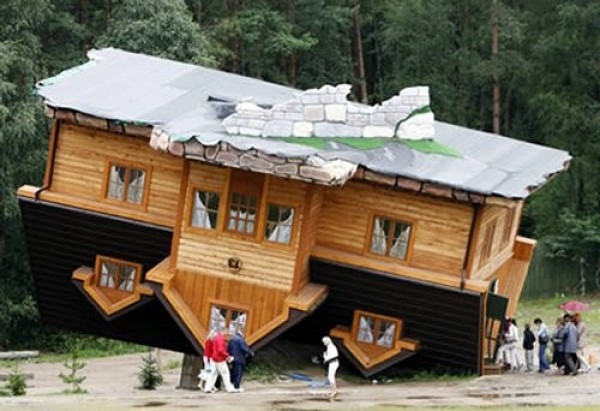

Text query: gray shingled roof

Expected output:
[37,48,571,199]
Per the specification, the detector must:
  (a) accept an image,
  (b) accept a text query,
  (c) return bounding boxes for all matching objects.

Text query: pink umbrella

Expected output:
[559,300,590,312]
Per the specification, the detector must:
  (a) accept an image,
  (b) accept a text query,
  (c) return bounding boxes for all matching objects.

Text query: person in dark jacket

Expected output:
[562,314,579,375]
[522,323,536,371]
[228,328,253,391]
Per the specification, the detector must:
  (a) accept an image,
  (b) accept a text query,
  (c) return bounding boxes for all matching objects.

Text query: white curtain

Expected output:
[108,166,124,199]
[267,209,294,244]
[390,226,410,258]
[192,193,213,228]
[358,316,374,343]
[228,312,247,335]
[209,307,226,332]
[371,218,386,254]
[377,323,396,348]
[228,210,255,233]
[100,262,115,288]
[126,169,145,203]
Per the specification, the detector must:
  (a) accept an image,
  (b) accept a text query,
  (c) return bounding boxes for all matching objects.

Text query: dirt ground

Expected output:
[1,347,600,411]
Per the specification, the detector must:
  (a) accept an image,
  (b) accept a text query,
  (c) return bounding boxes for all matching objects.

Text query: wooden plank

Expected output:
[317,181,472,276]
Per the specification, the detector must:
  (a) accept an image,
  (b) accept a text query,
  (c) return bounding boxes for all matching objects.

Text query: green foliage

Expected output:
[58,352,87,394]
[97,0,215,66]
[138,351,163,390]
[5,363,26,396]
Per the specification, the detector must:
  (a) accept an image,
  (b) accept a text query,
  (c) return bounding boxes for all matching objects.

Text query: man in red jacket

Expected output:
[203,330,237,393]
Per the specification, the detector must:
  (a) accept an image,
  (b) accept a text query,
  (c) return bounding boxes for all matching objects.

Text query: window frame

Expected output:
[263,202,297,247]
[365,213,415,263]
[207,300,250,337]
[351,310,401,350]
[187,186,222,233]
[102,159,151,209]
[94,255,142,295]
[223,169,266,239]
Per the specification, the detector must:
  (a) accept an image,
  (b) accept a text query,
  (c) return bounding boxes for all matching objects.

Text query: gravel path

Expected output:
[1,348,599,410]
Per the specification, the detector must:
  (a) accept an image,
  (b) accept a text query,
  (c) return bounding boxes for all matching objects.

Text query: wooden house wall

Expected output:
[293,187,324,292]
[18,198,197,354]
[48,123,182,227]
[173,270,287,338]
[175,162,308,291]
[305,258,482,374]
[316,181,473,276]
[470,202,523,278]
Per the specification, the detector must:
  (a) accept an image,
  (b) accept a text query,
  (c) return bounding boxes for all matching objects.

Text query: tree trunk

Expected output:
[491,0,501,134]
[178,354,203,390]
[352,0,368,103]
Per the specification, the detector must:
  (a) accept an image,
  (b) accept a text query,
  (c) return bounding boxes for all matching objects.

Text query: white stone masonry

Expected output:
[221,84,435,140]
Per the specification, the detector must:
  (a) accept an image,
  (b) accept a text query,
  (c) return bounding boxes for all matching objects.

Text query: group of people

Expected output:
[199,330,340,397]
[200,328,253,393]
[497,312,591,375]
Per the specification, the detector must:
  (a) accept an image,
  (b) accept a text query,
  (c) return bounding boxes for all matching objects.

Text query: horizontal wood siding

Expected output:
[50,123,182,227]
[18,198,196,354]
[317,182,472,276]
[305,258,483,374]
[172,270,287,338]
[176,163,308,291]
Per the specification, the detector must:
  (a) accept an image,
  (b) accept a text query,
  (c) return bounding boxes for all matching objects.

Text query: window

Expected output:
[209,304,248,336]
[191,190,220,229]
[264,204,295,245]
[105,162,148,205]
[226,170,264,236]
[369,216,412,260]
[354,311,399,349]
[95,256,141,293]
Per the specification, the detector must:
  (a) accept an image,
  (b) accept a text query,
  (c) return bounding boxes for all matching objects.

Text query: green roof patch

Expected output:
[402,139,462,158]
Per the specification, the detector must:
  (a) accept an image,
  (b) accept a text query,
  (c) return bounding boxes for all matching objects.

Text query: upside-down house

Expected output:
[18,49,570,377]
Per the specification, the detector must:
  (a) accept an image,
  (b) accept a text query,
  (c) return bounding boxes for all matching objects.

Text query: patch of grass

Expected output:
[401,139,462,158]
[516,292,600,344]
[162,358,182,371]
[245,361,279,383]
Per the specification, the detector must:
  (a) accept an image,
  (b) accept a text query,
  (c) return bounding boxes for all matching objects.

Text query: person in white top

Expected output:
[505,318,522,371]
[322,336,339,398]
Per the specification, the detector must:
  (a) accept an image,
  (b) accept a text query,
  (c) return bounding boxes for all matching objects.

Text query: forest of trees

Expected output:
[1,0,599,349]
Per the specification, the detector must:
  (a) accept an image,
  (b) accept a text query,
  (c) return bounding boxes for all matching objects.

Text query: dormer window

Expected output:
[104,161,149,206]
[369,216,412,260]
[226,170,264,237]
[95,256,141,293]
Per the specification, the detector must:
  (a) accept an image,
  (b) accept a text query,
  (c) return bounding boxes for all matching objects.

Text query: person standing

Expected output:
[552,317,565,372]
[533,317,550,373]
[204,330,238,393]
[562,314,578,376]
[522,323,536,372]
[228,328,253,392]
[200,330,216,392]
[322,336,339,398]
[505,318,522,371]
[573,313,591,372]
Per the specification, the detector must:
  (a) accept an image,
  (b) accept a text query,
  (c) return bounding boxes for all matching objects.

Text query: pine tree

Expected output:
[5,362,27,396]
[138,351,163,390]
[59,352,87,394]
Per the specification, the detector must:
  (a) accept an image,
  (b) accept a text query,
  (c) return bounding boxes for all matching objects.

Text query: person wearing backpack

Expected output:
[534,317,550,373]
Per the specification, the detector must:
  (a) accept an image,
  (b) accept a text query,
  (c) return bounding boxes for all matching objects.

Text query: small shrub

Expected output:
[138,351,163,390]
[5,363,26,396]
[59,352,87,394]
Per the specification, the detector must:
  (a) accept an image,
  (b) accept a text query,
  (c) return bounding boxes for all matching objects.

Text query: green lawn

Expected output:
[515,293,600,344]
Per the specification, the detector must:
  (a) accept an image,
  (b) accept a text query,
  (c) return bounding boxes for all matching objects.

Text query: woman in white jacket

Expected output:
[322,336,339,398]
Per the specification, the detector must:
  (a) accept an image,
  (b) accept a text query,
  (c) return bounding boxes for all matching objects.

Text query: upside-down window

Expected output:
[209,304,248,336]
[105,162,149,205]
[353,311,400,349]
[226,170,264,236]
[264,204,295,245]
[95,256,141,293]
[369,216,412,260]
[191,190,220,229]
